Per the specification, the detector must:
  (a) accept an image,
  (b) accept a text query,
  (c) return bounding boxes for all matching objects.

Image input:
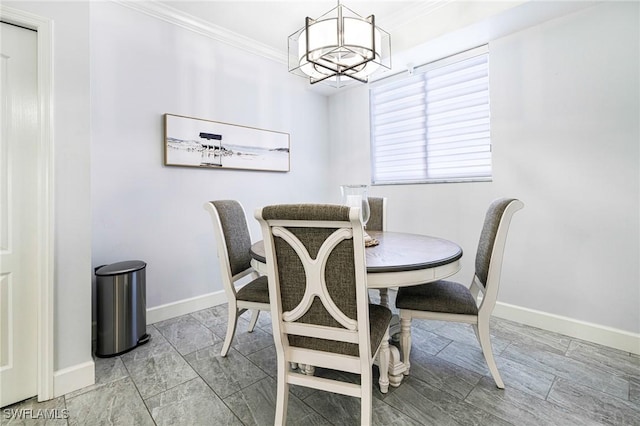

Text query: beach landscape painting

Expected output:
[164,113,290,172]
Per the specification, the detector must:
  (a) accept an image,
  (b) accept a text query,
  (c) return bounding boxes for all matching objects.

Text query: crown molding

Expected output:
[381,0,455,32]
[112,0,288,64]
[111,1,455,66]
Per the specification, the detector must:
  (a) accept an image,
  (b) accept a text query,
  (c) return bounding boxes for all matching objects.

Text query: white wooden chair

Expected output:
[255,204,392,425]
[367,197,389,306]
[396,198,524,389]
[205,200,270,356]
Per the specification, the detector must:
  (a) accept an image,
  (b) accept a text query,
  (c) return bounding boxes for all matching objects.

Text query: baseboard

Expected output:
[90,291,228,341]
[493,302,640,355]
[146,290,227,324]
[53,360,95,397]
[140,292,640,354]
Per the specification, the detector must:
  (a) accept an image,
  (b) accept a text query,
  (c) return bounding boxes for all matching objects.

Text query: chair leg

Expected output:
[248,309,260,332]
[472,322,481,342]
[379,288,389,308]
[400,315,412,375]
[475,320,505,389]
[378,329,390,393]
[221,306,239,357]
[274,357,289,426]
[360,367,373,426]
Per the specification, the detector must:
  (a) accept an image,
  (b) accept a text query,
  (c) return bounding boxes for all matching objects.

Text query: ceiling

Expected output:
[159,1,430,54]
[146,1,597,93]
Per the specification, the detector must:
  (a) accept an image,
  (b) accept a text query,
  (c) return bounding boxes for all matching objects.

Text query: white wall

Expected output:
[4,1,93,375]
[90,2,331,310]
[329,2,640,336]
[489,1,639,334]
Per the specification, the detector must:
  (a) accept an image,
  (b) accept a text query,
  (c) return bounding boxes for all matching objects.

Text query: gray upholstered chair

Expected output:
[255,204,392,425]
[366,197,389,306]
[396,198,523,389]
[366,196,386,233]
[205,200,270,357]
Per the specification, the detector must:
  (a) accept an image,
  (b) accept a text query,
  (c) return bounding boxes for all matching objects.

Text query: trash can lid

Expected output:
[95,260,146,276]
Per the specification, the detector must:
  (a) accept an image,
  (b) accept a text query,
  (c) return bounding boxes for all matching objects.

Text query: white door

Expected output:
[0,21,39,407]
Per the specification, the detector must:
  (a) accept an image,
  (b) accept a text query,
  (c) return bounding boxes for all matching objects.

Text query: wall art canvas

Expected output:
[164,113,290,172]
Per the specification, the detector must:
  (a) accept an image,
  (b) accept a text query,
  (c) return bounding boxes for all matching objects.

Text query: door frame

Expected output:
[0,6,54,401]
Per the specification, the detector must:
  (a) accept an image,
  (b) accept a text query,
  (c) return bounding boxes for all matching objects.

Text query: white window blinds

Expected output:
[370,47,491,184]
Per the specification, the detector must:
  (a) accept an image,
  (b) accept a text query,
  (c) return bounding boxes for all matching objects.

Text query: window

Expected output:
[370,46,491,184]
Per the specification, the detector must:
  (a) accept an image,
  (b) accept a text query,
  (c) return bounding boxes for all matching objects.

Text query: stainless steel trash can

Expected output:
[95,260,150,357]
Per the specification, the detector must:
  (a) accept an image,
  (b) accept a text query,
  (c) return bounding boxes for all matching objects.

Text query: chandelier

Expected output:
[288,2,391,88]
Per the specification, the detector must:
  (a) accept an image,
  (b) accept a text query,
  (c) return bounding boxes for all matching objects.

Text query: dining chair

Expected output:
[367,197,390,306]
[396,198,524,389]
[255,204,392,425]
[204,200,270,357]
[366,196,387,233]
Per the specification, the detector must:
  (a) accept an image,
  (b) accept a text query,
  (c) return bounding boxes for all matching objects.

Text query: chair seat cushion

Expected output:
[395,280,478,315]
[289,304,392,357]
[236,275,270,304]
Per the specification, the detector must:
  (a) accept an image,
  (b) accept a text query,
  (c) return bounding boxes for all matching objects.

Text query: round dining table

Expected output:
[251,230,463,288]
[249,230,463,387]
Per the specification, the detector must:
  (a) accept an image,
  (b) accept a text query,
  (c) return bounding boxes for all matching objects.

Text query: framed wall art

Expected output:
[164,113,290,172]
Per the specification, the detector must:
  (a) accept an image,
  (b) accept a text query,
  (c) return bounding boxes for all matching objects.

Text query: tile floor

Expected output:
[3,290,639,425]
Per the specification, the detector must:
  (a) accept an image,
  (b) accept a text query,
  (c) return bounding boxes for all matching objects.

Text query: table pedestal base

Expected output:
[387,345,406,387]
[298,344,407,393]
[373,344,406,391]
